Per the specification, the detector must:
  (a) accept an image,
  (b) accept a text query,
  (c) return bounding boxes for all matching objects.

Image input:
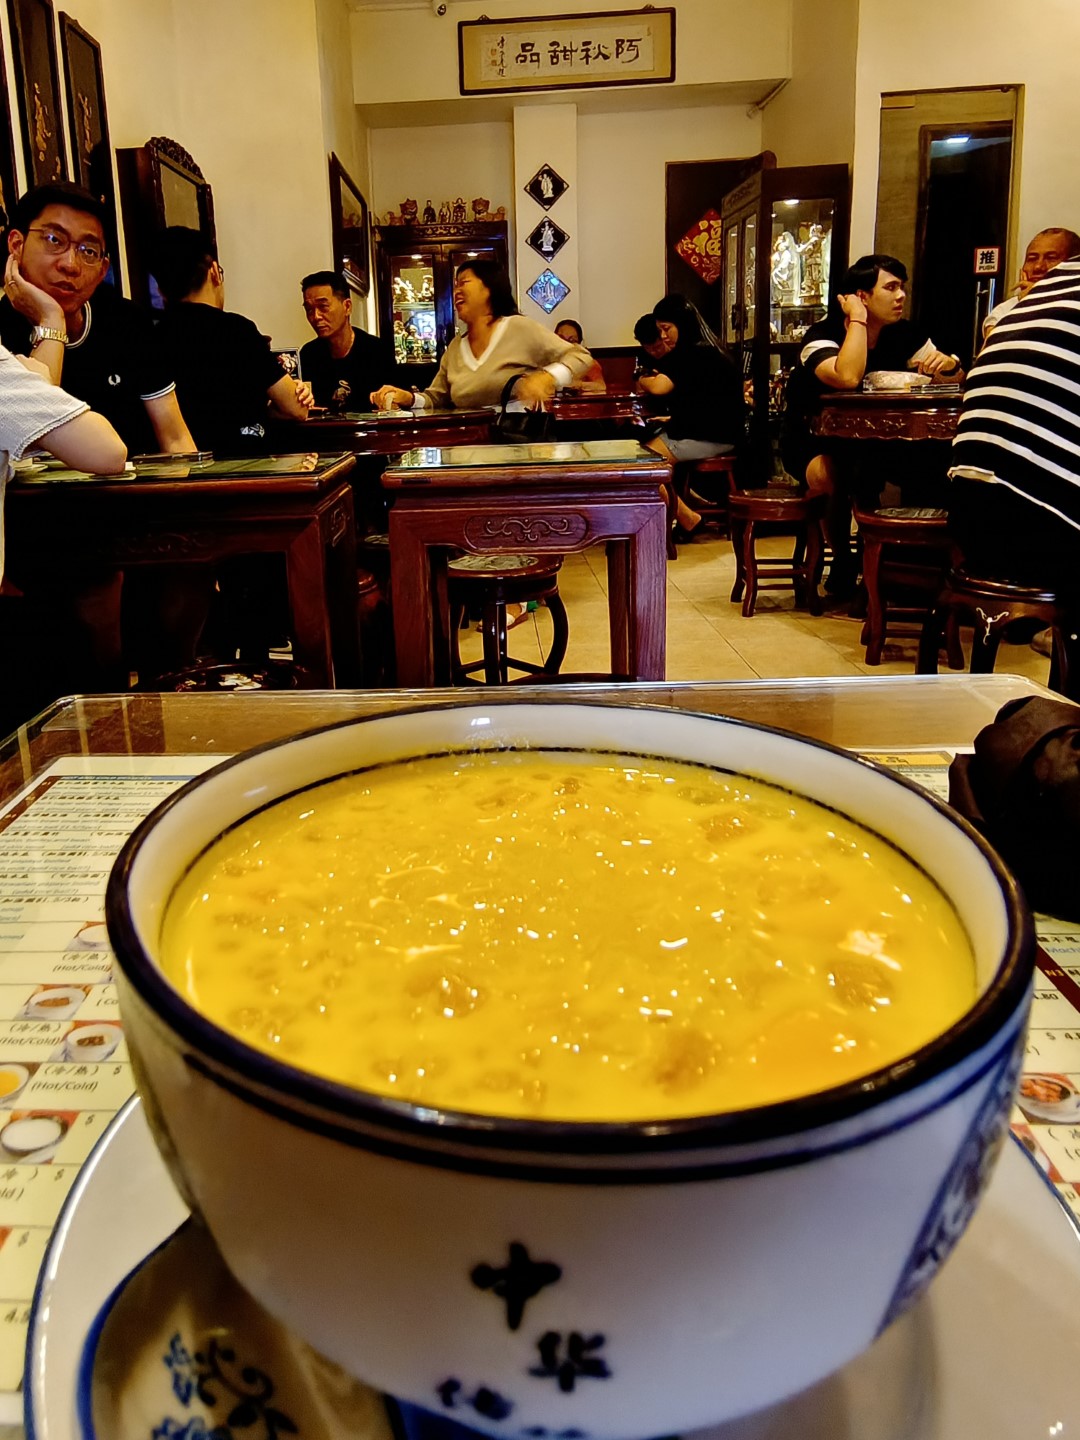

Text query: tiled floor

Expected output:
[456,531,1052,687]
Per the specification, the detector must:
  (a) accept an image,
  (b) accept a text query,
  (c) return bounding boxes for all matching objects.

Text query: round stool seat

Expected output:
[727,488,827,617]
[853,506,954,665]
[918,566,1074,697]
[143,659,316,692]
[448,554,569,685]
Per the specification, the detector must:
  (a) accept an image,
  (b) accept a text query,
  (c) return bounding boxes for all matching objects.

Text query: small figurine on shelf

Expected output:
[404,323,420,360]
[382,211,398,226]
[472,197,491,220]
[452,196,466,222]
[399,198,418,225]
[770,232,799,306]
[423,199,437,224]
[392,275,417,305]
[492,206,506,221]
[419,273,434,302]
[796,223,825,303]
[438,201,451,223]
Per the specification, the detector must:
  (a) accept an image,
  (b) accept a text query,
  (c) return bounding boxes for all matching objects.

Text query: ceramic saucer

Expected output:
[26,1098,1080,1440]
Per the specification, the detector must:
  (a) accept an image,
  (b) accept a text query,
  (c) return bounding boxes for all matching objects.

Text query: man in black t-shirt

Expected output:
[152,227,311,452]
[780,254,962,591]
[1,182,195,455]
[299,270,390,413]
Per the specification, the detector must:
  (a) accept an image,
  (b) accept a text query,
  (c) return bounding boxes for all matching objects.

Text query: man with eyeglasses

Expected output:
[0,182,196,455]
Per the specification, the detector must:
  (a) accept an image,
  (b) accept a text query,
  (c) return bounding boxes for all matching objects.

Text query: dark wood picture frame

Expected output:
[0,24,18,224]
[329,152,369,298]
[7,0,66,186]
[116,137,215,309]
[459,7,675,97]
[59,13,120,291]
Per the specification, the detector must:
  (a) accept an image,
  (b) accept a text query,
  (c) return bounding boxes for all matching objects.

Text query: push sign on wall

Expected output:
[974,246,1001,275]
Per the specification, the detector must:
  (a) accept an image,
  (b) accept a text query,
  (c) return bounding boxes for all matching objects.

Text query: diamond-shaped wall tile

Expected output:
[526,216,569,263]
[524,164,569,211]
[675,207,724,285]
[526,269,571,314]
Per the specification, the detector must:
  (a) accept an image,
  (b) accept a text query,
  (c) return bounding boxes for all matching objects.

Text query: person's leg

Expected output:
[643,435,700,535]
[805,452,858,595]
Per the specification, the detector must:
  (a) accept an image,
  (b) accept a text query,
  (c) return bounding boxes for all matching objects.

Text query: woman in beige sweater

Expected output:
[370,261,593,412]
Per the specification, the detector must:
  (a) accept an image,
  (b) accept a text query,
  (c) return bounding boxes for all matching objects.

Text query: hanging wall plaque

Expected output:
[524,164,568,212]
[7,0,66,185]
[460,8,675,96]
[526,216,568,263]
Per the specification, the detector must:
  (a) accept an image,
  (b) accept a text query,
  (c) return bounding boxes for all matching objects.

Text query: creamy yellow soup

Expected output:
[160,752,975,1121]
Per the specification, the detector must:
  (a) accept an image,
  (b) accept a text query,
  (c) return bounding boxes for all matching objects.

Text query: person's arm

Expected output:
[3,254,67,384]
[143,390,198,453]
[811,295,868,390]
[910,338,964,381]
[39,409,127,473]
[508,319,595,409]
[370,383,415,410]
[636,372,675,397]
[267,373,310,420]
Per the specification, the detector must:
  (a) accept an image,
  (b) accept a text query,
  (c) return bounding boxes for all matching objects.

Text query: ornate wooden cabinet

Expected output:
[374,221,508,388]
[721,164,850,461]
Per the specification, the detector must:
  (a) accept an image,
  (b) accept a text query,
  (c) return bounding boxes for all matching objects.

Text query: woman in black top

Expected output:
[637,294,745,540]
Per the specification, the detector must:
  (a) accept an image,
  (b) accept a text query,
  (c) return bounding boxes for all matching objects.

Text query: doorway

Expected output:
[875,86,1019,364]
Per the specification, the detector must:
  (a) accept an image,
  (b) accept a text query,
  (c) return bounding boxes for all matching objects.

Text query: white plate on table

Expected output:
[25,1098,1080,1440]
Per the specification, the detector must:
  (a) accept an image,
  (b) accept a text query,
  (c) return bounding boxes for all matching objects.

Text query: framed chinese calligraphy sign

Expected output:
[59,15,121,290]
[459,8,675,96]
[7,0,67,186]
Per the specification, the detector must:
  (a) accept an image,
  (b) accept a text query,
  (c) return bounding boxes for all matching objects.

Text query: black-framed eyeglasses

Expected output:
[27,226,107,265]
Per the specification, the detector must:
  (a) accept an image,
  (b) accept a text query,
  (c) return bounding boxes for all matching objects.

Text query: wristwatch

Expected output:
[29,324,67,348]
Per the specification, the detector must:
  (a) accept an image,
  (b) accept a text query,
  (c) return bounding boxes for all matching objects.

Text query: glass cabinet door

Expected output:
[724,221,740,347]
[769,198,835,343]
[388,251,438,368]
[743,214,758,341]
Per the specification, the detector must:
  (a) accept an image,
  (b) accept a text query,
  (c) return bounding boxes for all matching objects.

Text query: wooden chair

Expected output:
[854,506,960,666]
[448,553,569,685]
[918,569,1076,697]
[728,484,827,618]
[674,454,738,534]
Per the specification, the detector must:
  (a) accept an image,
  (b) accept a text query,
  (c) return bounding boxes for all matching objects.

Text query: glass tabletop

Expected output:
[10,453,344,485]
[389,439,659,470]
[339,409,496,425]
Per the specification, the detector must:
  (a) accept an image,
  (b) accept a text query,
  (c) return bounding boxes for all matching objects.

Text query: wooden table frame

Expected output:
[811,389,963,443]
[6,456,361,687]
[383,452,670,687]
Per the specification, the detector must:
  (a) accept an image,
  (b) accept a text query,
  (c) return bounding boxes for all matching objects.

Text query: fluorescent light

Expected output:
[945,135,970,146]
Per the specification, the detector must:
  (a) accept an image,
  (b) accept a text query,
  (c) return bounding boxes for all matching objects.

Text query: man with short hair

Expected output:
[0,182,196,454]
[781,254,962,591]
[299,270,390,412]
[153,227,311,452]
[983,227,1080,340]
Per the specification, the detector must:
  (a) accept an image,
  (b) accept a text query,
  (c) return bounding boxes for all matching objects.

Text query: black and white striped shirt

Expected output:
[951,257,1080,532]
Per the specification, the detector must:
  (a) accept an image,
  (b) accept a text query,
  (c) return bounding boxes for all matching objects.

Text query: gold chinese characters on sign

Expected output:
[675,209,724,286]
[459,8,675,95]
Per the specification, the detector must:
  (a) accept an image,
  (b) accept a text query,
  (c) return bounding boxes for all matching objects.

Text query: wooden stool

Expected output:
[855,506,959,666]
[918,569,1075,695]
[674,454,738,534]
[448,553,569,685]
[728,486,827,617]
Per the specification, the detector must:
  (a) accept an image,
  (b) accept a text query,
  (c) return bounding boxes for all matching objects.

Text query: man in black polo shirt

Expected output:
[780,254,962,592]
[299,270,390,413]
[1,182,196,454]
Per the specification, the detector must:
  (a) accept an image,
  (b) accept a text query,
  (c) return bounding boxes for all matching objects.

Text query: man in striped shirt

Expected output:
[949,255,1080,597]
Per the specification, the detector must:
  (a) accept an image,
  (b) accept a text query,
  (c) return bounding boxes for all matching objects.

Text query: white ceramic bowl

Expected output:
[105,702,1033,1439]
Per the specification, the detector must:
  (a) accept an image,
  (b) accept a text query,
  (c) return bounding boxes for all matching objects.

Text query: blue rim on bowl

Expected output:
[105,700,1034,1178]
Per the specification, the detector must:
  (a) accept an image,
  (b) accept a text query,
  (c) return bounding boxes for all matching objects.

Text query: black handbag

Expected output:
[493,374,556,444]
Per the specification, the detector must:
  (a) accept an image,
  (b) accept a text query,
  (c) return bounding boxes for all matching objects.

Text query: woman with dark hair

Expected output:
[635,293,745,540]
[371,261,593,411]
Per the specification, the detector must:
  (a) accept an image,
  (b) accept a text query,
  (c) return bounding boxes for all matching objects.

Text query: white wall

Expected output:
[315,0,376,331]
[353,0,792,109]
[577,105,762,346]
[762,0,858,166]
[371,120,514,227]
[851,0,1080,270]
